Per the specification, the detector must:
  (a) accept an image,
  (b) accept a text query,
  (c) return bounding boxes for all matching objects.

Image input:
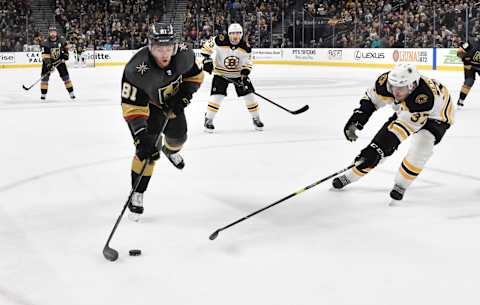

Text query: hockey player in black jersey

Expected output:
[40,25,75,101]
[332,64,454,204]
[456,39,480,107]
[121,23,204,221]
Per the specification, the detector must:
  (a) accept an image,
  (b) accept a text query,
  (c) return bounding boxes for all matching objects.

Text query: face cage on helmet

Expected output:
[148,40,178,55]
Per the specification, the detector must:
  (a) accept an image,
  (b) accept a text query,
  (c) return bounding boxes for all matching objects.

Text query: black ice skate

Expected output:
[389,184,406,201]
[204,116,215,133]
[252,117,264,131]
[162,146,185,169]
[332,174,351,189]
[457,99,464,108]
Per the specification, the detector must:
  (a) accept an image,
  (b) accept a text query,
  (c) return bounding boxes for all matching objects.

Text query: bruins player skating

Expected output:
[456,39,480,107]
[332,64,454,203]
[121,23,204,221]
[40,26,75,101]
[201,23,263,132]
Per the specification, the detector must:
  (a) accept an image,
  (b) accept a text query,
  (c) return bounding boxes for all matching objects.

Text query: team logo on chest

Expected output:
[224,56,240,69]
[51,48,60,60]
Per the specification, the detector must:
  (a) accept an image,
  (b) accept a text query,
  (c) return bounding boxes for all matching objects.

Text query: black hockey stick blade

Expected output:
[209,229,220,240]
[290,104,309,114]
[103,245,119,261]
[22,84,32,91]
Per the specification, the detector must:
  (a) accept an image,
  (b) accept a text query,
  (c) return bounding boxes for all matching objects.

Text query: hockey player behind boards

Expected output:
[201,23,264,132]
[40,25,75,101]
[121,23,204,221]
[456,39,480,108]
[332,63,454,203]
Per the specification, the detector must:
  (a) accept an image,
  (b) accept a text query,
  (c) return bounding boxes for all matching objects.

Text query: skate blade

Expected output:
[204,128,214,133]
[388,199,403,207]
[254,126,264,131]
[128,213,141,222]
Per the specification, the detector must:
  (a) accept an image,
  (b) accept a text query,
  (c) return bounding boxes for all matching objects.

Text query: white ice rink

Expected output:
[1,64,479,305]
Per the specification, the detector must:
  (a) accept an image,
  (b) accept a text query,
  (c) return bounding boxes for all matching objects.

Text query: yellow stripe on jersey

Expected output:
[388,121,410,141]
[215,66,242,72]
[184,71,204,84]
[440,87,453,124]
[121,102,150,119]
[396,119,416,134]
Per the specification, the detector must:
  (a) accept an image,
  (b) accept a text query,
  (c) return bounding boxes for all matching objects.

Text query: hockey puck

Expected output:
[129,249,142,256]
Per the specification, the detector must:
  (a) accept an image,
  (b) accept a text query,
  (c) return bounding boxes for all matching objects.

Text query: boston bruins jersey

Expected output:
[201,35,253,78]
[458,40,480,69]
[121,45,204,121]
[365,72,454,142]
[41,37,69,62]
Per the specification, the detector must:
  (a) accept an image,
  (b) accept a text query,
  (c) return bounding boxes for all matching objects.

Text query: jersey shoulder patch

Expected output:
[375,72,393,98]
[124,47,151,83]
[405,78,435,112]
[215,35,229,46]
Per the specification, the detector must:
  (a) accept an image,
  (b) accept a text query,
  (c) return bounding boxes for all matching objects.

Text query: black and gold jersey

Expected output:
[121,45,204,121]
[41,37,69,62]
[458,40,480,68]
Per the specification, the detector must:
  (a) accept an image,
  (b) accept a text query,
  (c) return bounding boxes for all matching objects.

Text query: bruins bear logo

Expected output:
[224,56,239,69]
[415,94,429,104]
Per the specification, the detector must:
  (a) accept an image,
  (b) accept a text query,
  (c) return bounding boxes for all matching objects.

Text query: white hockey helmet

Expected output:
[388,63,420,89]
[228,23,243,37]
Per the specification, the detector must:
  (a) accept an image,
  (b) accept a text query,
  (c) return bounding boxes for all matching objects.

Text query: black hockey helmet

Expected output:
[148,23,176,46]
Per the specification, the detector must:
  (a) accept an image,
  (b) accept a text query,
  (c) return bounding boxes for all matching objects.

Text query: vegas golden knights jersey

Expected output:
[458,40,480,69]
[365,72,454,142]
[41,37,69,62]
[201,35,253,78]
[121,45,204,121]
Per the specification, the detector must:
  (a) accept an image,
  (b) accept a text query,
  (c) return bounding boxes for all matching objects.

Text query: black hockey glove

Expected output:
[355,142,385,170]
[167,92,192,115]
[61,52,69,61]
[134,130,160,161]
[344,99,376,142]
[239,69,251,88]
[202,56,213,74]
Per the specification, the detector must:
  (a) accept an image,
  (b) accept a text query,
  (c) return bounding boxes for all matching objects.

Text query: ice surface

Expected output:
[1,64,479,305]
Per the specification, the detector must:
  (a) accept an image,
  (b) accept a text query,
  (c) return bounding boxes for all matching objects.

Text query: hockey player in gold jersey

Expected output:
[332,63,454,203]
[201,23,263,132]
[40,25,75,101]
[456,39,480,108]
[121,23,204,220]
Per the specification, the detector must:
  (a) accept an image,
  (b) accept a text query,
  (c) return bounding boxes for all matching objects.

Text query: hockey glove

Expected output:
[240,69,251,88]
[202,56,213,74]
[167,92,192,115]
[344,120,363,142]
[134,130,160,161]
[355,142,385,170]
[61,52,69,61]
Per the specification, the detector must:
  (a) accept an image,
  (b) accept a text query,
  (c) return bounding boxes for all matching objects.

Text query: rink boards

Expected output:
[0,48,463,71]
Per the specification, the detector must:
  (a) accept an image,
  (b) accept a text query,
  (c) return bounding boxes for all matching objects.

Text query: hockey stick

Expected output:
[219,75,309,115]
[103,115,170,262]
[209,162,357,240]
[22,60,63,91]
